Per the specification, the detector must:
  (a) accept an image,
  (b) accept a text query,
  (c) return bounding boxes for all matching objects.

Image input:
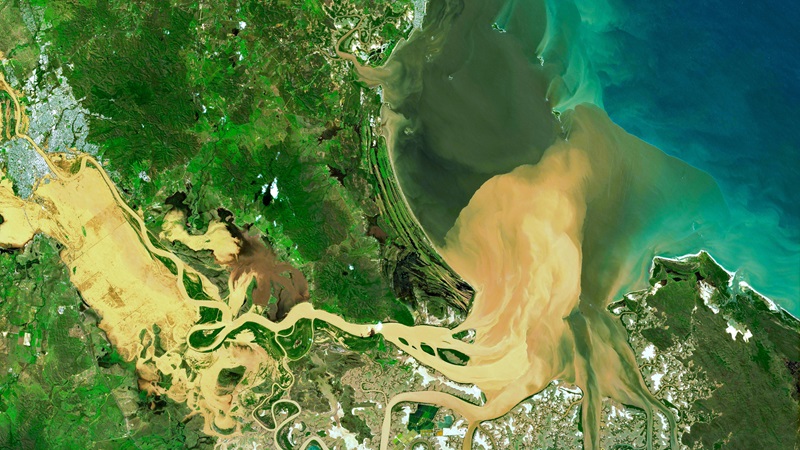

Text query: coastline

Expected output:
[652,250,800,322]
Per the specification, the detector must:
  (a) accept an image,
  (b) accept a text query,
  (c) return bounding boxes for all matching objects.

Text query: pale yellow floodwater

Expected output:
[0,15,694,444]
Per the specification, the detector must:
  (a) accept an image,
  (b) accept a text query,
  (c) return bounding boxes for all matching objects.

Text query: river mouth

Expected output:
[368,0,735,447]
[378,0,731,322]
[0,1,794,447]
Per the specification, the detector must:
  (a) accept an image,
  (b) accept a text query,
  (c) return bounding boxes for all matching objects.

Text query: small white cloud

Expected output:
[725,325,740,340]
[651,373,664,391]
[641,344,656,361]
[269,177,279,198]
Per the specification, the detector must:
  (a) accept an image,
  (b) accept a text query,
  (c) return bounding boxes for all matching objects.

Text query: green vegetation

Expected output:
[0,236,212,448]
[640,279,694,349]
[407,404,439,432]
[451,329,475,343]
[154,253,178,276]
[197,306,222,325]
[187,326,224,350]
[275,401,301,449]
[283,320,429,442]
[224,322,284,360]
[313,320,387,354]
[611,252,800,448]
[0,0,481,445]
[2,0,472,328]
[276,318,314,360]
[43,0,200,176]
[288,334,377,441]
[0,2,38,79]
[369,140,475,314]
[217,366,246,388]
[183,272,212,301]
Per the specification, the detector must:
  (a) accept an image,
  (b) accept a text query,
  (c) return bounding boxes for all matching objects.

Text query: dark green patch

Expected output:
[438,348,470,366]
[407,404,439,432]
[217,366,246,387]
[276,319,314,360]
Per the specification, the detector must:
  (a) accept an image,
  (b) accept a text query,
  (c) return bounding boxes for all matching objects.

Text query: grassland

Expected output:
[0,236,210,448]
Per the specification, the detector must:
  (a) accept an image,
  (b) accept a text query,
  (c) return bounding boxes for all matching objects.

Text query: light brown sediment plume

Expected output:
[0,46,705,448]
[331,12,683,446]
[441,144,590,396]
[411,104,720,448]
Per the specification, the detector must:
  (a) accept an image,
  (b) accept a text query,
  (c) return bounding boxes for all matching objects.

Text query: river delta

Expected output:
[0,0,797,449]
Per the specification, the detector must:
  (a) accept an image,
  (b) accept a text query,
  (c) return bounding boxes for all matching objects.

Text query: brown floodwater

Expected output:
[337,0,733,447]
[226,229,310,321]
[0,3,737,445]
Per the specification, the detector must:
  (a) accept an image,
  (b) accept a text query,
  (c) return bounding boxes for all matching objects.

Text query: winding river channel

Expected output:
[0,3,690,441]
[1,71,527,448]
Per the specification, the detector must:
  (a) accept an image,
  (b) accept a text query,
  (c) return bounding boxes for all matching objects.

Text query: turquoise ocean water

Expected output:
[380,0,798,314]
[552,0,800,313]
[374,3,798,443]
